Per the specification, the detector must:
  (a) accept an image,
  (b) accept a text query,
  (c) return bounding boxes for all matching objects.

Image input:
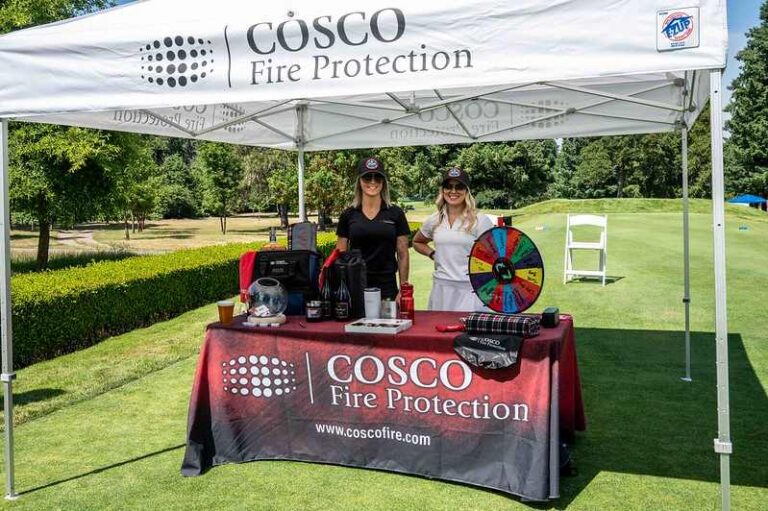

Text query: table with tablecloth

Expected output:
[181,311,585,501]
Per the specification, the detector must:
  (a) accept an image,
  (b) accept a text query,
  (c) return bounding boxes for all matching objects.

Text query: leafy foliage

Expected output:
[725,1,768,198]
[0,0,110,33]
[194,142,243,233]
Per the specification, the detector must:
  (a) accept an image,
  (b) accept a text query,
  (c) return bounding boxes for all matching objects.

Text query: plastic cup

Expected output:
[217,300,235,325]
[363,288,381,319]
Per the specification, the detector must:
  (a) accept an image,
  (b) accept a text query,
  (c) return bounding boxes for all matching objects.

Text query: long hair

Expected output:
[352,177,392,208]
[435,187,478,232]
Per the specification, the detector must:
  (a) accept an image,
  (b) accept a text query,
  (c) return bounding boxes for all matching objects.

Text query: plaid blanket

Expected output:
[461,312,541,338]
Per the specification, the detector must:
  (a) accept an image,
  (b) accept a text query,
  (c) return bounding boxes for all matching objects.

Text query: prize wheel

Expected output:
[468,226,544,314]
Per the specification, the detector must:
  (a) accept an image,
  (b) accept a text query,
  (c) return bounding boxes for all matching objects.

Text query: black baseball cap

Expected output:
[442,167,470,188]
[357,157,386,178]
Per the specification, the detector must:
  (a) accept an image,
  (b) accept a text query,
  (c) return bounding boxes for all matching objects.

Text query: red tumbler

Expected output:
[399,283,415,323]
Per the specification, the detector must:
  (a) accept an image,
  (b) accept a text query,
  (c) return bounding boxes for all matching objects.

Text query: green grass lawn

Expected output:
[1,200,767,509]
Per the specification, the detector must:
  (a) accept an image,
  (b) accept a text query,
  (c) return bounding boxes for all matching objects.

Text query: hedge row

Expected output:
[11,222,423,368]
[11,242,261,368]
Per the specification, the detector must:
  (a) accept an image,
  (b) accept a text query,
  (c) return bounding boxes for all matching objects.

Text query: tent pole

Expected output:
[681,126,692,382]
[0,119,18,501]
[296,105,307,222]
[709,69,731,511]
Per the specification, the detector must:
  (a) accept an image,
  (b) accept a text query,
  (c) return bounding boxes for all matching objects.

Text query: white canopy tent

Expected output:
[0,0,732,507]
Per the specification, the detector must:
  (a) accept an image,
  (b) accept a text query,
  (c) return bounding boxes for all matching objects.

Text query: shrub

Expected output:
[10,242,259,367]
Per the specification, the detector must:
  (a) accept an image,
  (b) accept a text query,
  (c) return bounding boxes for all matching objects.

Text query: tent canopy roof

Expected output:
[0,0,728,150]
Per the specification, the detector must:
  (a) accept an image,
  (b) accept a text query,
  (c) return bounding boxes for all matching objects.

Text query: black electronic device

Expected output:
[541,307,560,328]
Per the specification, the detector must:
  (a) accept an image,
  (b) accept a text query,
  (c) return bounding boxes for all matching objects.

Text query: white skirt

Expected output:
[427,278,490,312]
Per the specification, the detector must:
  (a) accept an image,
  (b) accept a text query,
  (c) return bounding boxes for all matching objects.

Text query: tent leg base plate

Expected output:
[5,493,19,501]
[680,376,692,382]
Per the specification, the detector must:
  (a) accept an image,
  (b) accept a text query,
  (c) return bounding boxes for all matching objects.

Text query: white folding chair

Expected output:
[563,214,608,286]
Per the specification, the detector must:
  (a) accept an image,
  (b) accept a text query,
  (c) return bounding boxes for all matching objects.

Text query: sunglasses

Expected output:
[443,183,467,192]
[361,173,384,183]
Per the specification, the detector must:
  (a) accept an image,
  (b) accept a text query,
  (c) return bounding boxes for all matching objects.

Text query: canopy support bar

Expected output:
[681,125,692,383]
[386,93,411,111]
[296,105,307,222]
[194,101,294,137]
[433,90,476,139]
[709,69,731,511]
[545,82,684,112]
[0,119,18,501]
[139,110,197,137]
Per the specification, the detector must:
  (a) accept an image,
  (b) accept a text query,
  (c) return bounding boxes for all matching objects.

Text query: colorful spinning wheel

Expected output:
[468,226,544,314]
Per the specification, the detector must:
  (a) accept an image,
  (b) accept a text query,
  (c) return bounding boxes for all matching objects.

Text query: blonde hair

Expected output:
[435,187,478,233]
[352,176,392,208]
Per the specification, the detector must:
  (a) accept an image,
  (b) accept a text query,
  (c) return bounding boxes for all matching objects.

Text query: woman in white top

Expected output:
[412,167,495,311]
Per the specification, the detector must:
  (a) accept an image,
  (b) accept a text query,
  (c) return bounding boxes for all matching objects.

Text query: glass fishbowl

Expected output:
[247,277,288,317]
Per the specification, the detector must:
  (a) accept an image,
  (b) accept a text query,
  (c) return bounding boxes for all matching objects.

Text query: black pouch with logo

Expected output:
[453,333,523,370]
[252,250,322,315]
[328,250,367,319]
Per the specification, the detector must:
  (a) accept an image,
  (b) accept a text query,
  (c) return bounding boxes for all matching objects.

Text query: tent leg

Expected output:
[296,105,307,222]
[681,126,692,382]
[709,69,731,511]
[0,119,18,501]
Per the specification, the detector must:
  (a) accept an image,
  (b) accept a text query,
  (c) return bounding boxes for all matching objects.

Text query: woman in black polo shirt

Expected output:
[336,157,410,300]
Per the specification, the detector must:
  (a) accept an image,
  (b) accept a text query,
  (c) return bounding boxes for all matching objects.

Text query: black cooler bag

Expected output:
[250,250,322,315]
[328,250,367,319]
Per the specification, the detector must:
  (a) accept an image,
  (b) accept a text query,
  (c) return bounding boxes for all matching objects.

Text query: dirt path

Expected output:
[56,230,115,251]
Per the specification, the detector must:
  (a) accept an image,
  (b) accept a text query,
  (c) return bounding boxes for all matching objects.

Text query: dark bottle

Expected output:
[320,268,333,319]
[334,272,351,321]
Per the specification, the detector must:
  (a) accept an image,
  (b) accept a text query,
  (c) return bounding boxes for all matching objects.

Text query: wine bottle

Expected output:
[334,272,351,321]
[320,268,333,319]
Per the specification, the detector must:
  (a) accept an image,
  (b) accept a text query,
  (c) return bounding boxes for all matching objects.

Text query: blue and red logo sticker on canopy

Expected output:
[657,7,699,51]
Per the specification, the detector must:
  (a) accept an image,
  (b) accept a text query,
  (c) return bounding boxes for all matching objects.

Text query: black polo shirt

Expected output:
[336,204,410,277]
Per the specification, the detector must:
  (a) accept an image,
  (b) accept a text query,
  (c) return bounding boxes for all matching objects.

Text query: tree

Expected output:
[3,0,119,268]
[725,2,768,198]
[154,154,200,218]
[686,105,713,198]
[195,142,242,234]
[267,166,298,229]
[452,141,555,208]
[549,138,592,198]
[9,125,119,268]
[238,148,294,213]
[0,0,110,33]
[306,153,350,230]
[572,142,616,198]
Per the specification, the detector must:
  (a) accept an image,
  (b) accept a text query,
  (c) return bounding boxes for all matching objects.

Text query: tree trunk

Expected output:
[124,214,130,240]
[36,219,51,271]
[279,204,289,228]
[616,167,625,198]
[318,209,326,231]
[222,216,228,235]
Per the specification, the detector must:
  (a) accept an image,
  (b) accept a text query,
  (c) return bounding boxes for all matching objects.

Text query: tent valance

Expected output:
[0,0,726,151]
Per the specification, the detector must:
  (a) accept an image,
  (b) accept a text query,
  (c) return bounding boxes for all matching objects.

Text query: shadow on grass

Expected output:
[0,388,66,407]
[548,328,767,509]
[565,275,624,285]
[21,443,186,495]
